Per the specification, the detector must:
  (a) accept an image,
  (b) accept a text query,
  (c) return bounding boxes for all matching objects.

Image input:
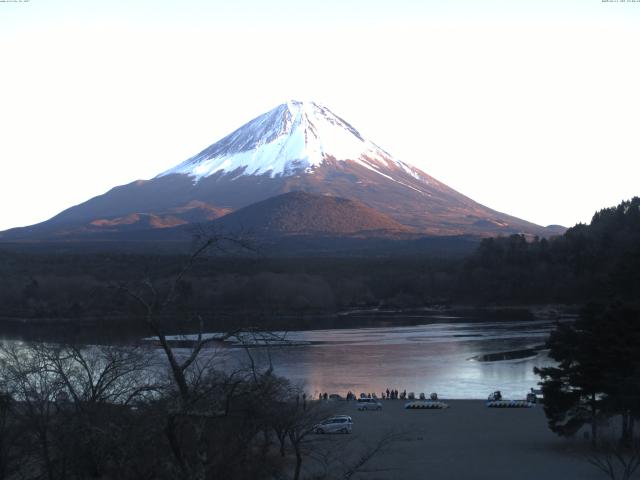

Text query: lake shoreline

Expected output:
[0,303,578,342]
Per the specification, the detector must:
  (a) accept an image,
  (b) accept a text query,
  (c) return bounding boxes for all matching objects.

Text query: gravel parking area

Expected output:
[303,400,603,480]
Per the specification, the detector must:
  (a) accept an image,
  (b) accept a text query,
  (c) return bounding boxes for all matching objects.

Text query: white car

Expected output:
[356,398,382,411]
[331,414,353,421]
[314,416,353,434]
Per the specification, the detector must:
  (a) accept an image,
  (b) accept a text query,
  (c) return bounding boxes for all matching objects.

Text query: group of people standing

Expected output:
[383,388,404,399]
[342,389,409,400]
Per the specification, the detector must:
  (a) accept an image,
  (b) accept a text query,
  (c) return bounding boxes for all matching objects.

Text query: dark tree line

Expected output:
[0,197,638,331]
[531,198,640,478]
[464,197,640,304]
[535,304,640,444]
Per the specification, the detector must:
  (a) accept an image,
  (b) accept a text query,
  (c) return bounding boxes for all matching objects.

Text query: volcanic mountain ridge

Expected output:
[0,100,563,242]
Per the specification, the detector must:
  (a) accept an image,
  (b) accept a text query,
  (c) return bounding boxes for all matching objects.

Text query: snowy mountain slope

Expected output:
[158,100,426,186]
[0,100,562,241]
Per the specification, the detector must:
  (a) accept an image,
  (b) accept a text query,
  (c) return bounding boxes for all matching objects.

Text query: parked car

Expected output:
[356,398,382,411]
[328,393,343,401]
[314,416,353,434]
[330,414,353,423]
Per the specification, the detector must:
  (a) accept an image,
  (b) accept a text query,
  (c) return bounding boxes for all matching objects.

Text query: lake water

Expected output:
[190,317,559,400]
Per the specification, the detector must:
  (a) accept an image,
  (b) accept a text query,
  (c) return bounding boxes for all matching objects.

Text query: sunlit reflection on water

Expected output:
[204,319,557,400]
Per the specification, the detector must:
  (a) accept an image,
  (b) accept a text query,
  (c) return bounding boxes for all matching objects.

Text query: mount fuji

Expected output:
[0,100,562,245]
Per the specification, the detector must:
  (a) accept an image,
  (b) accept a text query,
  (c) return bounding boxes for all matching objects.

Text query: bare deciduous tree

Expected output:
[306,428,413,480]
[114,233,295,480]
[0,383,21,480]
[115,233,252,409]
[0,341,159,480]
[283,401,334,480]
[586,438,640,480]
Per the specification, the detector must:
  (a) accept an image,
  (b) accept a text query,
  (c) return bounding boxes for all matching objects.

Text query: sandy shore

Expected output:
[304,399,603,480]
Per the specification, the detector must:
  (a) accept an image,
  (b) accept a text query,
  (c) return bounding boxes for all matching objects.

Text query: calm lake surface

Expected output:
[184,317,559,400]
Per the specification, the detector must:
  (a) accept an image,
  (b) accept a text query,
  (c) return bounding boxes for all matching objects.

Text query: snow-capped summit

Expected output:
[0,100,561,243]
[158,100,420,181]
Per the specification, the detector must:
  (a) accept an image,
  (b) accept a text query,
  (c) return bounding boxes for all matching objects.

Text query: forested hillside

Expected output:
[0,198,637,332]
[463,196,640,304]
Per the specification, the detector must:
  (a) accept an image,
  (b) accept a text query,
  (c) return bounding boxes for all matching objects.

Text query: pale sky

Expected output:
[1,0,639,231]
